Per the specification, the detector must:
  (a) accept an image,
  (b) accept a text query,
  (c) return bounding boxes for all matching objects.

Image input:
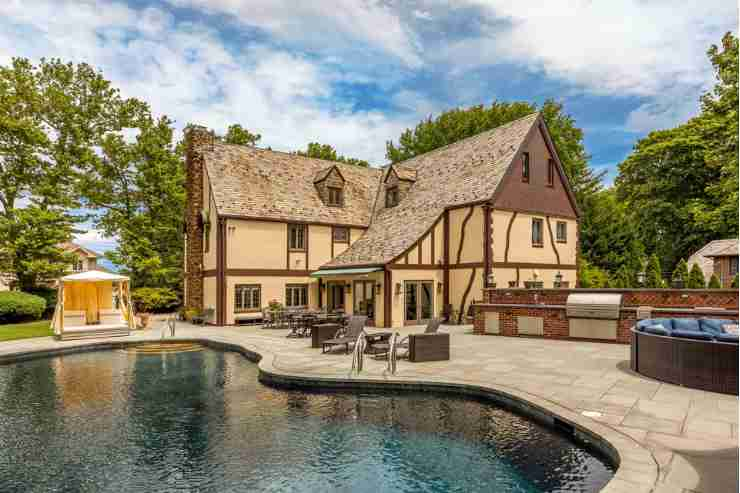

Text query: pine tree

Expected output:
[708,274,722,288]
[687,263,706,288]
[672,258,689,282]
[732,274,738,288]
[645,254,663,288]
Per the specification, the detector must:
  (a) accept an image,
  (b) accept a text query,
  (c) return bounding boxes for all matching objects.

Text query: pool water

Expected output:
[0,347,614,492]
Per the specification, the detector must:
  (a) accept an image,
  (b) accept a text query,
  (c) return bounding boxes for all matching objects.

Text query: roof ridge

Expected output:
[389,111,540,168]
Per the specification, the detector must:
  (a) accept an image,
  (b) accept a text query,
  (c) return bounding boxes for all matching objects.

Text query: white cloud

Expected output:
[74,228,118,253]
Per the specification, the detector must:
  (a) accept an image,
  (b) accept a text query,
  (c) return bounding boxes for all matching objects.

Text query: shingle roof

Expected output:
[61,242,99,258]
[324,112,540,267]
[204,145,382,227]
[387,165,417,182]
[688,239,739,280]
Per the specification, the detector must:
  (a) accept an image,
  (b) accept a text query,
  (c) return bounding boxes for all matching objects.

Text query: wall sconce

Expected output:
[376,282,382,290]
[346,283,352,293]
[395,282,402,295]
[437,281,442,294]
[554,271,563,288]
[486,273,496,288]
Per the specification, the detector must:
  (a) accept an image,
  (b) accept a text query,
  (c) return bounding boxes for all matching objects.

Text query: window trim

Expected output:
[332,226,349,243]
[532,217,543,247]
[555,221,567,243]
[285,284,309,308]
[386,186,399,208]
[327,186,343,207]
[547,159,555,187]
[235,284,261,313]
[288,223,306,251]
[522,152,530,183]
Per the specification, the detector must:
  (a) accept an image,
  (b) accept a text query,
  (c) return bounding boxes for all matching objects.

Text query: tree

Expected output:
[578,258,610,288]
[687,263,706,288]
[732,274,738,289]
[645,254,663,288]
[295,142,369,167]
[615,33,738,268]
[0,57,147,289]
[609,264,633,288]
[708,273,722,289]
[672,258,690,284]
[222,124,261,146]
[83,116,185,291]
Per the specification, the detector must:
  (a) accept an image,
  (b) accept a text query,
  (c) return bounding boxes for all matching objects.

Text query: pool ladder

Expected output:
[160,315,176,339]
[350,331,402,375]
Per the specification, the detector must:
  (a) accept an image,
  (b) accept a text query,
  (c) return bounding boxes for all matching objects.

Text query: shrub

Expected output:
[708,274,722,289]
[0,291,46,323]
[645,254,663,288]
[687,264,706,289]
[672,258,689,283]
[28,287,57,318]
[732,274,739,289]
[131,287,180,313]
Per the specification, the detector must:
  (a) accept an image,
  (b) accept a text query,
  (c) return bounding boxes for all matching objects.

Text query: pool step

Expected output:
[59,328,131,340]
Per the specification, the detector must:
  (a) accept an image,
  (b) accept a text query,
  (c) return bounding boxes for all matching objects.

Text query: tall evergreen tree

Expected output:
[687,263,706,288]
[645,254,663,288]
[708,274,722,289]
[672,259,690,284]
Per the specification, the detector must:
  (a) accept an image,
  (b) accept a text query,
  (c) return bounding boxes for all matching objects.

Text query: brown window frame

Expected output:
[547,159,555,187]
[333,226,349,243]
[327,186,343,206]
[285,284,308,307]
[532,218,543,247]
[386,186,399,208]
[522,152,530,183]
[235,284,261,313]
[288,224,306,251]
[556,221,567,243]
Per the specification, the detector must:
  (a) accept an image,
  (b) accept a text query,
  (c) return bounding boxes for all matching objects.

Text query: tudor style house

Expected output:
[184,112,579,327]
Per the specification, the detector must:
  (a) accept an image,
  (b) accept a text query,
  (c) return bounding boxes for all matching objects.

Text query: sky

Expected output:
[0,0,735,262]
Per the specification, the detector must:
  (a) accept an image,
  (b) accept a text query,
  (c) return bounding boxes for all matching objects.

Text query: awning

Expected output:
[61,270,130,282]
[310,267,382,277]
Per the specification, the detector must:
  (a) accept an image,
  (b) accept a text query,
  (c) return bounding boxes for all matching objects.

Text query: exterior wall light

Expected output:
[395,282,402,295]
[486,273,496,288]
[554,271,563,288]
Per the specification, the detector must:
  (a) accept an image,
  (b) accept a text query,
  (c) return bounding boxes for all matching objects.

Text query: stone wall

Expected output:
[473,288,739,344]
[184,125,214,312]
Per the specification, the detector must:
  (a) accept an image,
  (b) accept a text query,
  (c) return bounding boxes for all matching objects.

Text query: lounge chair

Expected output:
[322,315,367,354]
[373,318,442,359]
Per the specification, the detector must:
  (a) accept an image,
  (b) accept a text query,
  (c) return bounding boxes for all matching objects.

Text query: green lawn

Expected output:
[0,320,53,342]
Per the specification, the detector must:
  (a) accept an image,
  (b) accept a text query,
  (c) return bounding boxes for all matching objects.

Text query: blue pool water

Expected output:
[0,347,614,492]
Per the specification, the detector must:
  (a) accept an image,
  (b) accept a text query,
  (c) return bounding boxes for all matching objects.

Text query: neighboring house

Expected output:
[184,112,579,327]
[688,239,739,288]
[61,242,100,273]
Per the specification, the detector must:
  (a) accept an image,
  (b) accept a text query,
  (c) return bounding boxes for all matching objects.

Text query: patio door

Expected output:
[327,283,345,311]
[404,281,433,325]
[353,280,375,326]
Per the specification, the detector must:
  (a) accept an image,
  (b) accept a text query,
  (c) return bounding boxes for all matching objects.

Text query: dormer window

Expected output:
[328,187,343,206]
[386,186,399,208]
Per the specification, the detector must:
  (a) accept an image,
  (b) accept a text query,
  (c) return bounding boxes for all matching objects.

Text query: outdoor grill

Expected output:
[566,293,623,340]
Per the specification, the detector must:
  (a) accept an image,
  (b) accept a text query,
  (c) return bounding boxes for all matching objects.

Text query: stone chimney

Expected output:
[184,125,214,312]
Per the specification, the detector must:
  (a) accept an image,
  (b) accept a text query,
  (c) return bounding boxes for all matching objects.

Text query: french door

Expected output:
[404,281,433,325]
[327,283,345,311]
[353,280,375,326]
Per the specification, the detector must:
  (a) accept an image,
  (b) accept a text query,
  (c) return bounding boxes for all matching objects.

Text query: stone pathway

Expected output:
[1,322,736,493]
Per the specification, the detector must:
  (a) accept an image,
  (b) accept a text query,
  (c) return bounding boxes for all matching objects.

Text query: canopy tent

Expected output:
[52,270,134,338]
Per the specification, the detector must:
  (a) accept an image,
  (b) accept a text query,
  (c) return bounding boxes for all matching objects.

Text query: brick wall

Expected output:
[183,125,213,312]
[474,288,739,344]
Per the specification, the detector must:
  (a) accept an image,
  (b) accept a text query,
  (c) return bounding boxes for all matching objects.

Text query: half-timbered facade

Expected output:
[184,112,579,326]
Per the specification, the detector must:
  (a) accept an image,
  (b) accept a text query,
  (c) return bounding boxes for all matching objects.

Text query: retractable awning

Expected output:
[310,267,382,277]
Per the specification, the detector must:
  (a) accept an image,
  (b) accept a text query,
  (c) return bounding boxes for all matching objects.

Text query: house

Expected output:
[184,112,580,327]
[61,242,100,273]
[688,239,739,287]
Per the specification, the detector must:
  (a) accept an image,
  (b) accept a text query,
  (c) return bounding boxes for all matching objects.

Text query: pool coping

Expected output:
[0,336,659,493]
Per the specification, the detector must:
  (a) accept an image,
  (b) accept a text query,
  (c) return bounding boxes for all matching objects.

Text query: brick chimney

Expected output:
[184,125,214,312]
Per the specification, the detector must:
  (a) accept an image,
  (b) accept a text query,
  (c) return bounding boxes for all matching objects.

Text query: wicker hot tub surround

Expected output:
[630,319,738,395]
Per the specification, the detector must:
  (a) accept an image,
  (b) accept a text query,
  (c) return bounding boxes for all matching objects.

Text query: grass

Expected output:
[0,320,53,342]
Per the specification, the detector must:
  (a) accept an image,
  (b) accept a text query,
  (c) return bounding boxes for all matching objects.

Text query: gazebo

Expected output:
[51,270,135,340]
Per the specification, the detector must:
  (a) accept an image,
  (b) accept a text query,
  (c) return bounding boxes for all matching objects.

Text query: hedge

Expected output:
[27,287,57,318]
[0,291,47,323]
[131,287,180,313]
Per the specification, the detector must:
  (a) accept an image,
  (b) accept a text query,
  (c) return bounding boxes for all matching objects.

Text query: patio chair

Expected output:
[373,318,442,359]
[191,308,214,325]
[322,315,367,354]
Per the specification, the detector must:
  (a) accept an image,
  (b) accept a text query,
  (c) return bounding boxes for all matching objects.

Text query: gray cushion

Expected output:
[643,324,671,336]
[715,333,739,344]
[672,330,713,341]
[636,319,655,331]
[672,318,700,332]
[699,318,736,334]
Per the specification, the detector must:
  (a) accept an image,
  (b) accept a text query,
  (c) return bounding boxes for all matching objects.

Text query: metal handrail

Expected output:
[387,332,401,375]
[350,332,367,374]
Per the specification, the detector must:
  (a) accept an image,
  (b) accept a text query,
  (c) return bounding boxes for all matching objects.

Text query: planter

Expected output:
[671,279,685,289]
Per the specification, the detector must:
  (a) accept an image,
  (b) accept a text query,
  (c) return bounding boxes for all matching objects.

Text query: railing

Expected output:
[350,332,367,374]
[161,315,176,339]
[387,332,401,375]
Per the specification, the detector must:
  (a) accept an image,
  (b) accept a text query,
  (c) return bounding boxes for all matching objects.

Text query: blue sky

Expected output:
[0,0,735,259]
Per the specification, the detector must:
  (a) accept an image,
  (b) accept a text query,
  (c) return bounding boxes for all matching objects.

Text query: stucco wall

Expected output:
[224,276,319,325]
[309,225,332,269]
[203,193,218,270]
[227,219,287,269]
[449,267,483,321]
[491,210,576,266]
[203,277,217,313]
[388,268,443,326]
[492,267,576,289]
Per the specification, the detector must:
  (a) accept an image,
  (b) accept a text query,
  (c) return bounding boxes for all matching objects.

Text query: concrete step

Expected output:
[59,329,130,341]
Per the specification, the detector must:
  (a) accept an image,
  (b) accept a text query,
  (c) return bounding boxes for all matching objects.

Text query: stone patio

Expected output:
[1,322,737,493]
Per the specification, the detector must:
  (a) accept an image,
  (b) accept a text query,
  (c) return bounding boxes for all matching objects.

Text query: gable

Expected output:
[492,122,578,218]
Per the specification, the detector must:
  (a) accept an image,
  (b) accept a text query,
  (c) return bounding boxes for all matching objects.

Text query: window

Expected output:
[730,257,738,277]
[286,284,308,307]
[386,186,399,207]
[288,224,306,250]
[522,152,530,183]
[235,284,261,312]
[547,159,555,187]
[532,218,543,247]
[72,259,84,272]
[328,187,343,206]
[333,226,349,243]
[556,221,567,243]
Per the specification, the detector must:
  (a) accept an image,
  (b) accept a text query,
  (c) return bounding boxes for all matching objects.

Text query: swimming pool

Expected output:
[0,346,614,492]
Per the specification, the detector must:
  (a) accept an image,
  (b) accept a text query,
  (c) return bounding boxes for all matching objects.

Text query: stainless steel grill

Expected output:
[566,293,622,320]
